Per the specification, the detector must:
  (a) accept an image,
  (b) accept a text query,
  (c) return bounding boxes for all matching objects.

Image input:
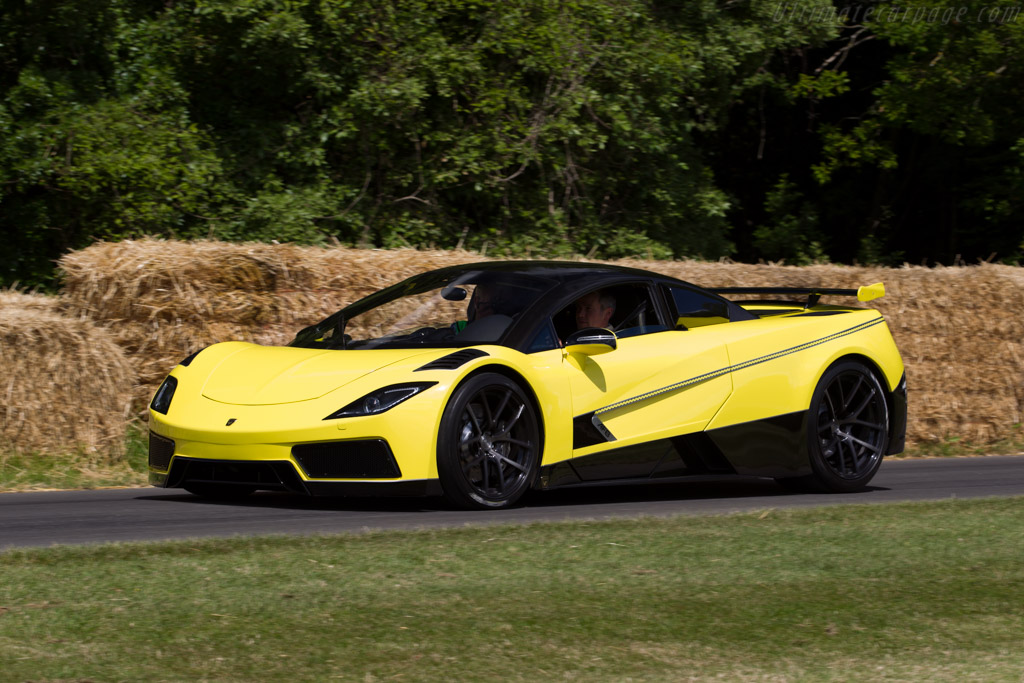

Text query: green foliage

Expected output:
[807,0,1024,263]
[752,174,828,264]
[0,0,840,286]
[2,0,1023,285]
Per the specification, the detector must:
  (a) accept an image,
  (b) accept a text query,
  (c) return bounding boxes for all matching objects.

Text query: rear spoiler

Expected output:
[710,283,885,308]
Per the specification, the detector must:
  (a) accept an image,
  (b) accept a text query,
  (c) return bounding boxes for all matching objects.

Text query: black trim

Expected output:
[542,412,810,490]
[539,432,737,489]
[887,373,908,455]
[155,456,442,497]
[712,286,859,297]
[303,479,443,497]
[179,347,207,367]
[148,432,175,471]
[712,286,863,310]
[707,411,810,477]
[292,440,401,479]
[415,349,489,371]
[163,457,310,494]
[570,439,674,481]
[669,432,736,475]
[572,412,615,449]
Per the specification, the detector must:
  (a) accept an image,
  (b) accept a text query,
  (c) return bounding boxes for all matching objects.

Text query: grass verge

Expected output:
[0,425,149,492]
[901,423,1024,458]
[2,498,1023,681]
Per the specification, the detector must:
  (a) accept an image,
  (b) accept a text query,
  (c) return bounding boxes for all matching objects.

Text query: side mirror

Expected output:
[441,286,467,301]
[565,327,617,356]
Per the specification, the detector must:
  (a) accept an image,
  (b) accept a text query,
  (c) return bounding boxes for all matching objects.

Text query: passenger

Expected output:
[467,283,502,322]
[452,283,504,334]
[575,290,615,330]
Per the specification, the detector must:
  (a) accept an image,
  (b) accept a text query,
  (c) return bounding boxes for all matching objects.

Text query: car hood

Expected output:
[200,344,437,406]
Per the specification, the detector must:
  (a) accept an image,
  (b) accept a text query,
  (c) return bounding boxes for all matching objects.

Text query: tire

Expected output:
[799,360,890,492]
[183,483,257,499]
[437,372,541,510]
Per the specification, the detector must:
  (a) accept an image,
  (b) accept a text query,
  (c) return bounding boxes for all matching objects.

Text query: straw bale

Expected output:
[0,304,135,457]
[0,290,62,315]
[57,240,1024,448]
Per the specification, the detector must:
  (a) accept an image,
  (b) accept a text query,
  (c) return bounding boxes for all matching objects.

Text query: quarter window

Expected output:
[668,287,732,329]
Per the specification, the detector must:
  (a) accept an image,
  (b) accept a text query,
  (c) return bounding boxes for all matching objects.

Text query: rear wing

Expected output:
[710,283,885,308]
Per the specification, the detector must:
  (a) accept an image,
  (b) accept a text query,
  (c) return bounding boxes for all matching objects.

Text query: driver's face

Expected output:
[472,287,498,319]
[575,292,613,329]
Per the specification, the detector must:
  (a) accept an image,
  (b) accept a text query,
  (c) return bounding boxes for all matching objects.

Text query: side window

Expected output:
[668,286,732,329]
[526,321,560,353]
[554,283,668,340]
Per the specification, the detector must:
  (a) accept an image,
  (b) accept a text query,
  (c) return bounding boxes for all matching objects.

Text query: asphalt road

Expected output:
[2,455,1023,549]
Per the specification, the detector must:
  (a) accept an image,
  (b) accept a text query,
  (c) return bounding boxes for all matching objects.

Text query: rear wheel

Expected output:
[437,373,540,509]
[799,361,889,492]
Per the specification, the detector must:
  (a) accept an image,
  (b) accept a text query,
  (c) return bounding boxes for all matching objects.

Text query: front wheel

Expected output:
[437,373,540,510]
[800,361,890,492]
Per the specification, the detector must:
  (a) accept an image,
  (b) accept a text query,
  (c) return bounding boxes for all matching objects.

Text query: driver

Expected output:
[574,290,615,330]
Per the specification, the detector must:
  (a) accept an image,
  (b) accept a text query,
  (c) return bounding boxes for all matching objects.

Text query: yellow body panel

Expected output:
[565,328,733,456]
[707,310,903,430]
[150,342,578,482]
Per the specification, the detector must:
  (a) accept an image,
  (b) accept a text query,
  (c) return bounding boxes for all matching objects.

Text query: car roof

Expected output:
[433,261,697,351]
[431,260,686,291]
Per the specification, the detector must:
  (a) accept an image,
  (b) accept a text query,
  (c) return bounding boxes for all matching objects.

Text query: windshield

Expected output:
[289,269,554,350]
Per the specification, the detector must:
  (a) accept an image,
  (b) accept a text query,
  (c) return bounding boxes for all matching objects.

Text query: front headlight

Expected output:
[150,376,178,415]
[324,382,437,420]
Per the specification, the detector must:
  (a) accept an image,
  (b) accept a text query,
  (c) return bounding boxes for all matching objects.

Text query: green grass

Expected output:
[0,425,149,492]
[2,498,1023,681]
[902,423,1024,458]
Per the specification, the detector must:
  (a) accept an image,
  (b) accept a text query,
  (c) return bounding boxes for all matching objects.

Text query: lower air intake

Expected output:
[149,432,175,470]
[292,440,401,479]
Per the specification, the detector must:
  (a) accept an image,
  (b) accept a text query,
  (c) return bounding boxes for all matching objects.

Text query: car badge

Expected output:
[226,418,237,426]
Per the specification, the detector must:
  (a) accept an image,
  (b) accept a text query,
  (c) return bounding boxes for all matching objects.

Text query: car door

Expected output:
[564,283,734,457]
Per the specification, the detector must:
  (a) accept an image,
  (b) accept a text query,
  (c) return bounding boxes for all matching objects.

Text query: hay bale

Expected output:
[0,295,136,458]
[0,290,61,314]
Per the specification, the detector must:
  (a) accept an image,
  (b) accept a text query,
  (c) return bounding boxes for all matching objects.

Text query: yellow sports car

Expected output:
[148,261,907,509]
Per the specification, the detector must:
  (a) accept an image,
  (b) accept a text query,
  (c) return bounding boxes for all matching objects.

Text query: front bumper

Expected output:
[149,432,443,497]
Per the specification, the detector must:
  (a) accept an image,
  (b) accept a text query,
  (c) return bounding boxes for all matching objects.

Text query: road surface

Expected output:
[2,455,1022,549]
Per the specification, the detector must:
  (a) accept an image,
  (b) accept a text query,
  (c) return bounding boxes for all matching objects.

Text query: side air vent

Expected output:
[415,348,489,371]
[148,432,175,470]
[292,440,402,479]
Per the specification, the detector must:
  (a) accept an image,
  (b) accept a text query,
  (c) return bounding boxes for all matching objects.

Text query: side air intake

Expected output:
[415,349,489,371]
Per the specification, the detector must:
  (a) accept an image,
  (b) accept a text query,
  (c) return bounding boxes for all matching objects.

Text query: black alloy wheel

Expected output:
[437,373,540,509]
[803,361,890,492]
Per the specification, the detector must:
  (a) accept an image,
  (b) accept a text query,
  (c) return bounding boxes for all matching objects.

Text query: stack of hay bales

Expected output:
[57,238,1024,448]
[0,290,136,458]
